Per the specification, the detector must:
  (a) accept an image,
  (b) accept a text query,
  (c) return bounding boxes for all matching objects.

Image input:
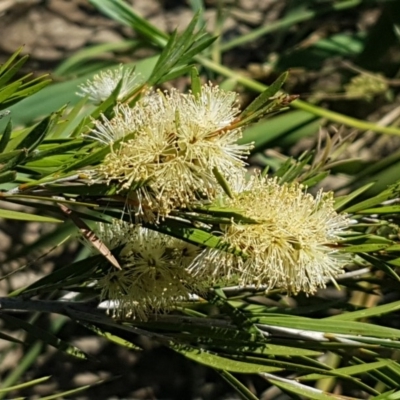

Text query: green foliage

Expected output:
[1,1,400,399]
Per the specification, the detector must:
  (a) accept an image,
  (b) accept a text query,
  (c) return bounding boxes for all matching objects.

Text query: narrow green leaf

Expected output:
[327,300,400,321]
[46,182,119,196]
[79,322,142,350]
[301,171,330,187]
[190,66,202,96]
[241,72,288,119]
[254,315,400,339]
[356,205,400,214]
[341,244,389,253]
[55,41,139,76]
[213,167,233,199]
[39,379,110,400]
[188,206,258,224]
[51,99,89,139]
[0,208,63,223]
[0,47,24,76]
[239,110,320,150]
[60,143,110,173]
[299,360,390,381]
[27,140,85,162]
[0,376,51,394]
[60,128,136,174]
[0,171,16,183]
[6,79,51,102]
[20,254,101,295]
[0,55,28,88]
[0,330,24,345]
[218,370,259,400]
[334,182,376,210]
[149,219,247,257]
[371,390,400,400]
[89,0,167,46]
[344,185,400,213]
[158,65,197,84]
[14,113,55,152]
[0,119,12,153]
[0,81,22,104]
[172,345,282,374]
[267,377,349,400]
[0,149,24,163]
[1,314,87,359]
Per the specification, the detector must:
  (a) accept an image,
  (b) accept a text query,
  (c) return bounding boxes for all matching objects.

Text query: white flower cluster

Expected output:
[77,65,143,103]
[89,84,252,218]
[94,221,201,320]
[81,67,352,319]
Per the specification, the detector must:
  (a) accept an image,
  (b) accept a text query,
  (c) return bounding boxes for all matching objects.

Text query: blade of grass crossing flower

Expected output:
[89,76,124,121]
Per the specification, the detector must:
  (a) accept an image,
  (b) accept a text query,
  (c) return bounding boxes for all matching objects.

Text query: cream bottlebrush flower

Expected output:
[93,84,252,216]
[190,175,352,294]
[77,65,142,103]
[88,103,149,145]
[93,222,202,319]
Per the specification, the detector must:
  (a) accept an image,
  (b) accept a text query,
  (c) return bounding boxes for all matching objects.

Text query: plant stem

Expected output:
[196,55,400,136]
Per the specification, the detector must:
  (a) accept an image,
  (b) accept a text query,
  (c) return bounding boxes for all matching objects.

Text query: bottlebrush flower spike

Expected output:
[191,175,352,294]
